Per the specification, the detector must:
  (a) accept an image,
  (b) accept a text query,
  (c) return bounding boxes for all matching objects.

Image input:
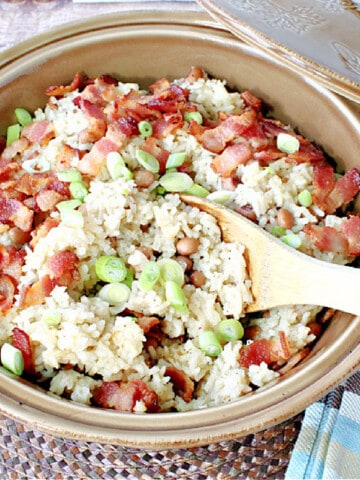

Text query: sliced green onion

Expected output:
[165,152,186,169]
[265,166,275,174]
[159,172,193,192]
[198,331,222,357]
[158,258,184,286]
[276,133,300,154]
[122,268,134,289]
[57,199,82,212]
[138,261,160,292]
[6,124,20,147]
[297,189,312,207]
[138,121,153,137]
[95,255,128,283]
[70,181,89,201]
[57,168,82,183]
[207,191,232,205]
[135,150,160,173]
[156,186,166,195]
[42,311,62,326]
[59,208,84,228]
[271,226,286,237]
[217,319,244,342]
[106,152,133,180]
[281,233,302,249]
[165,280,188,314]
[15,107,33,127]
[184,183,210,198]
[1,343,24,376]
[0,365,19,378]
[22,158,51,174]
[185,111,203,125]
[98,283,130,304]
[334,173,343,180]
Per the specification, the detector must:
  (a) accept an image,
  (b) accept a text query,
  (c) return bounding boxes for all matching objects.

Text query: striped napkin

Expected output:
[286,370,360,479]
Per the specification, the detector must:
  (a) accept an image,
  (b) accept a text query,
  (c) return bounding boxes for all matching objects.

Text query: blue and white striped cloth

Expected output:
[286,370,360,480]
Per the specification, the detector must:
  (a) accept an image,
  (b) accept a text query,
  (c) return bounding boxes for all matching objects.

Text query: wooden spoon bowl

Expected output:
[181,194,360,317]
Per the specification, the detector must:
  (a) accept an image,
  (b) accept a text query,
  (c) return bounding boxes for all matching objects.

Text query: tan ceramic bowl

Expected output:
[0,11,359,449]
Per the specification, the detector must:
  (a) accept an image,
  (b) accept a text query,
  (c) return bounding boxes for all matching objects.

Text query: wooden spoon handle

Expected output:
[248,241,360,316]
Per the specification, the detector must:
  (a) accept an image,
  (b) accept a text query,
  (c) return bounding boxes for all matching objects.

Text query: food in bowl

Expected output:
[0,67,359,413]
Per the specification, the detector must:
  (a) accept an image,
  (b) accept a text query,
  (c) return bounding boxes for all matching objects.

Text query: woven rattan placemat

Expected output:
[0,412,303,478]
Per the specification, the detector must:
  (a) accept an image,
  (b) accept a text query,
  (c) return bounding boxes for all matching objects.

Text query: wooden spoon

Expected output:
[180,194,360,317]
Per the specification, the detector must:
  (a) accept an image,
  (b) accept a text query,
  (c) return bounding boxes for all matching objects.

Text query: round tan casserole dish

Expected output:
[0,11,359,449]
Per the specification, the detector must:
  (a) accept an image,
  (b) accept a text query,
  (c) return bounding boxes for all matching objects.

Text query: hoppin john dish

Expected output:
[0,67,359,413]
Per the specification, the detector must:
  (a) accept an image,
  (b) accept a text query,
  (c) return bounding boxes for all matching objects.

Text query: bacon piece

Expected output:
[235,204,257,222]
[136,316,160,334]
[286,143,325,165]
[55,144,79,171]
[21,120,55,146]
[12,327,34,374]
[240,91,262,111]
[312,163,335,211]
[113,90,161,122]
[45,72,83,97]
[46,250,80,288]
[81,77,117,105]
[261,118,288,137]
[304,224,348,254]
[239,332,291,368]
[341,215,360,256]
[148,77,171,95]
[0,246,25,282]
[278,348,311,375]
[253,145,285,165]
[0,198,33,231]
[0,138,29,162]
[185,66,205,83]
[211,142,252,177]
[92,379,160,413]
[146,84,189,114]
[201,110,257,153]
[220,176,239,191]
[19,275,57,308]
[140,137,169,174]
[74,97,107,144]
[325,168,360,214]
[113,117,138,138]
[78,138,118,176]
[152,112,183,138]
[0,274,15,313]
[165,366,194,403]
[35,189,65,212]
[30,217,59,248]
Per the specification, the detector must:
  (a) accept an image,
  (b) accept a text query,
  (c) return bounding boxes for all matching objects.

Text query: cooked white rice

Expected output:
[0,70,354,413]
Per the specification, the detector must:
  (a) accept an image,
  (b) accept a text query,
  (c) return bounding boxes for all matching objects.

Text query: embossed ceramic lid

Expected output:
[197,0,360,103]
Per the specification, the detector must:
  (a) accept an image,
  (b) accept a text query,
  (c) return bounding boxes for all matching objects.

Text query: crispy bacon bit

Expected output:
[35,189,65,212]
[277,348,310,375]
[148,77,171,95]
[0,275,15,313]
[201,110,257,153]
[341,215,360,256]
[325,168,360,214]
[235,204,257,222]
[30,217,59,248]
[136,316,160,334]
[152,112,183,138]
[253,145,285,165]
[92,379,160,412]
[21,120,55,147]
[114,117,139,138]
[46,250,80,288]
[19,275,57,308]
[165,366,194,403]
[286,143,325,165]
[0,138,29,162]
[12,327,34,374]
[0,198,33,232]
[211,142,252,177]
[311,163,335,211]
[239,332,291,368]
[55,144,80,171]
[78,137,118,176]
[240,91,262,111]
[0,246,25,282]
[45,72,83,97]
[304,224,348,254]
